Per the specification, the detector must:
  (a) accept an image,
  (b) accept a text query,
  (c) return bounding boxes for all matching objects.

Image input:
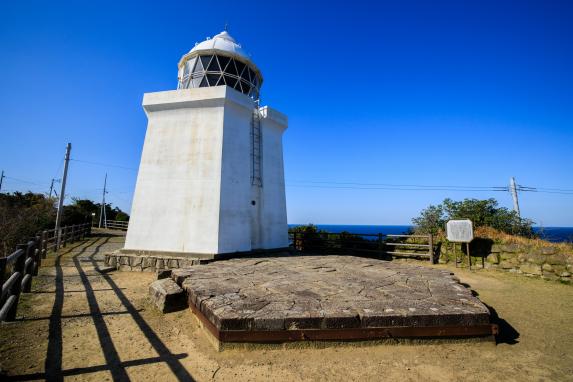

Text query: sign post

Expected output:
[446,219,474,269]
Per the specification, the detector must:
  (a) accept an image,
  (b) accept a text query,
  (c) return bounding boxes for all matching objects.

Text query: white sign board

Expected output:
[446,220,474,243]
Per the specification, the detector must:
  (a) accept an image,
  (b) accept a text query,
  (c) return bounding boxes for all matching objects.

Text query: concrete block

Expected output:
[149,278,187,313]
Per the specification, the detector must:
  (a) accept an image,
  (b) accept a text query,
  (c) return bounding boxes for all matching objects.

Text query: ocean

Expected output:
[288,224,573,243]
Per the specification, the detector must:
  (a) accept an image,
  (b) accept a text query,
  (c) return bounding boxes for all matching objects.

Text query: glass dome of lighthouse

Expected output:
[177,30,263,100]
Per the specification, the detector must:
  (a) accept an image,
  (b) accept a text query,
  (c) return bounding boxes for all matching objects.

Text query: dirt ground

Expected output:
[1,231,572,381]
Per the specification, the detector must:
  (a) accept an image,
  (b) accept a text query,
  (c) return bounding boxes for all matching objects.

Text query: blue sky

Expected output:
[1,0,572,226]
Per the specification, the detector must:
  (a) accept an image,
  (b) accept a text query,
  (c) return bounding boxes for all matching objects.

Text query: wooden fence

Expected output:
[94,219,129,231]
[0,222,91,322]
[289,231,435,263]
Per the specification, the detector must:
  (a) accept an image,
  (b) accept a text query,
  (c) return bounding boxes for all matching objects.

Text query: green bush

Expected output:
[0,192,130,256]
[290,224,326,251]
[412,198,534,237]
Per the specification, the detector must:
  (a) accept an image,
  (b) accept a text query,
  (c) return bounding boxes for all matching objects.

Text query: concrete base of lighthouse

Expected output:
[124,86,288,257]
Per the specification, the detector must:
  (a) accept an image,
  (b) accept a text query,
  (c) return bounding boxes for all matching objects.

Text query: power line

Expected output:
[4,175,50,188]
[286,181,573,195]
[286,184,509,192]
[70,158,137,171]
[289,180,502,189]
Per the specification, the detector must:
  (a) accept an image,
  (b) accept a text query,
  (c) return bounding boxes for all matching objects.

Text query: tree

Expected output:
[64,198,130,226]
[411,204,446,235]
[0,192,56,256]
[412,198,534,237]
[0,193,130,256]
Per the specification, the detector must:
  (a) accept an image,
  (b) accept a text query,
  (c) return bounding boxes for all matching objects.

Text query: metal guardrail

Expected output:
[288,231,435,263]
[0,222,91,322]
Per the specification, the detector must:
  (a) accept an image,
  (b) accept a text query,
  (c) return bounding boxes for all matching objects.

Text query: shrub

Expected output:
[412,198,534,237]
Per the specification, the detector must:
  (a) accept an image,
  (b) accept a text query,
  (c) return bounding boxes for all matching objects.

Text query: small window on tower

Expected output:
[218,55,231,71]
[206,73,220,86]
[207,56,221,71]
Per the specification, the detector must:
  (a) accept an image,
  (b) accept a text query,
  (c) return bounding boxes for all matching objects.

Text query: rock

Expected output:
[486,253,500,264]
[500,261,517,270]
[129,256,142,267]
[490,244,502,253]
[546,254,567,265]
[526,254,546,265]
[560,271,571,278]
[168,259,179,269]
[179,259,195,268]
[500,252,516,260]
[542,272,560,281]
[559,277,571,284]
[520,263,542,275]
[542,263,553,272]
[501,244,519,253]
[108,256,118,268]
[540,247,557,255]
[149,278,187,313]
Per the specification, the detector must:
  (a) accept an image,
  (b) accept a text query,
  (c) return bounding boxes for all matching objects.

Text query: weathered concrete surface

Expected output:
[125,86,289,256]
[149,278,188,313]
[179,256,491,331]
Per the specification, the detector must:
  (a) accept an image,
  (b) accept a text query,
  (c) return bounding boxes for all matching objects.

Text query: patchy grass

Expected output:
[429,226,573,253]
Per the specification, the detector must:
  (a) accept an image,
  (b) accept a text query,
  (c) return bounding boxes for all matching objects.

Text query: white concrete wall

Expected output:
[217,92,256,253]
[258,106,289,249]
[125,88,227,254]
[125,86,288,255]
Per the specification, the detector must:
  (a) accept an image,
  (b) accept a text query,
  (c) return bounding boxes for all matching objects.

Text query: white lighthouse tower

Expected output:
[124,31,288,258]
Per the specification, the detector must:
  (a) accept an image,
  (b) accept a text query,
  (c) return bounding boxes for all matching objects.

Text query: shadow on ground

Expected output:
[459,282,520,345]
[6,233,195,382]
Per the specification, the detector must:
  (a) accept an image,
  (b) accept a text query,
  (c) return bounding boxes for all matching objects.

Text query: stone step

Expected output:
[105,252,205,272]
[171,268,200,285]
[148,278,188,313]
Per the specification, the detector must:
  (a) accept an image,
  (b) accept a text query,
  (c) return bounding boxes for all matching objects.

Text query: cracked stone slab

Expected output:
[180,256,491,332]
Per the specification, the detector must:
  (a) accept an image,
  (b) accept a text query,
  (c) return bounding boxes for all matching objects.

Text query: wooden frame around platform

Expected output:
[189,303,499,343]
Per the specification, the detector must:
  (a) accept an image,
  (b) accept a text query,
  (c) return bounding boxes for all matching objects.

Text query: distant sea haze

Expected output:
[288,225,573,244]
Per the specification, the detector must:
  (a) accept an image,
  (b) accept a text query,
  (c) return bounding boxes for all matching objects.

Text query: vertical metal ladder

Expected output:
[251,108,262,187]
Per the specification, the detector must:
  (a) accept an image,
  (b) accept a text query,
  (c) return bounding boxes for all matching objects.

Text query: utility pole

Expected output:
[510,176,520,217]
[55,143,71,249]
[0,170,4,192]
[99,173,108,228]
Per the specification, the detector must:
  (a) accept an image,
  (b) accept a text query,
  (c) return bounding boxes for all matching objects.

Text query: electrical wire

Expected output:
[70,158,137,171]
[286,184,508,192]
[289,180,504,190]
[4,176,50,188]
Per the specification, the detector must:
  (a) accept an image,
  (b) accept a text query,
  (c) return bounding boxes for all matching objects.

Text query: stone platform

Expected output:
[170,256,496,343]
